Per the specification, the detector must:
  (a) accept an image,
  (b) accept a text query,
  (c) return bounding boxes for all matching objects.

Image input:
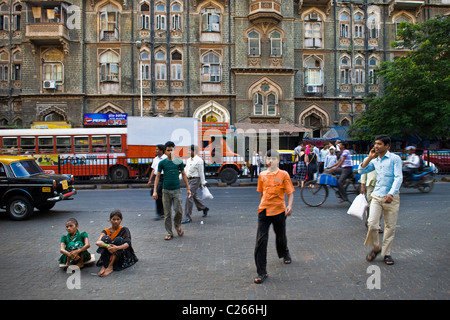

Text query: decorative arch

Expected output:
[38,106,68,121]
[301,8,326,21]
[299,104,330,128]
[247,77,283,100]
[94,102,125,114]
[95,0,122,11]
[392,10,415,23]
[193,101,230,124]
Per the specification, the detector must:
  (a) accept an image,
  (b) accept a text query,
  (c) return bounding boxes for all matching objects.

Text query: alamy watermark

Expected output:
[66,265,81,290]
[366,265,381,290]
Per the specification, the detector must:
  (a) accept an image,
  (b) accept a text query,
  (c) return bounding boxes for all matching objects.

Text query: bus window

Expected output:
[109,135,122,152]
[74,136,89,153]
[92,135,107,153]
[56,136,71,153]
[21,137,36,154]
[2,137,18,154]
[38,137,54,154]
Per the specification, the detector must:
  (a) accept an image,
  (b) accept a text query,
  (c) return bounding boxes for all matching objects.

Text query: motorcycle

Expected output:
[402,165,435,193]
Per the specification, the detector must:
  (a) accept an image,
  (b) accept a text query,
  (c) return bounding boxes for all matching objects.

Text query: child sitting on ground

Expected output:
[59,218,91,268]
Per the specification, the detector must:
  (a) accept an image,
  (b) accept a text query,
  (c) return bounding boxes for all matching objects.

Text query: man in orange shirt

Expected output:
[254,150,295,284]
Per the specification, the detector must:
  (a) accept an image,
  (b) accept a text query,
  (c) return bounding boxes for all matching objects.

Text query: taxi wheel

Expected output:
[6,196,34,221]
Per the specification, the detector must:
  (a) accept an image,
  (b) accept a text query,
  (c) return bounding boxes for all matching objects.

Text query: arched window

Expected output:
[155,51,166,80]
[171,3,182,31]
[269,31,282,57]
[43,49,63,82]
[304,12,322,48]
[171,50,182,80]
[340,56,351,84]
[12,51,21,81]
[155,2,166,30]
[340,13,350,38]
[354,13,364,38]
[139,2,150,30]
[353,57,364,85]
[248,31,260,57]
[201,52,221,83]
[395,14,412,40]
[99,4,119,41]
[368,57,378,84]
[305,57,323,88]
[0,4,9,31]
[0,51,8,81]
[201,7,220,32]
[140,50,150,80]
[99,50,119,82]
[368,14,379,39]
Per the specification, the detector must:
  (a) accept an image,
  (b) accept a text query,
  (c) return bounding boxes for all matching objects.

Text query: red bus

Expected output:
[0,123,244,184]
[0,128,138,181]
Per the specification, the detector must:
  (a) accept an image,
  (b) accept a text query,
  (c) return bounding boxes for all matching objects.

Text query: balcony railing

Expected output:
[248,0,282,25]
[304,85,326,96]
[25,23,69,41]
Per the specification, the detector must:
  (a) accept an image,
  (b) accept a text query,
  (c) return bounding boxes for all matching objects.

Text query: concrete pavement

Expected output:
[0,182,448,303]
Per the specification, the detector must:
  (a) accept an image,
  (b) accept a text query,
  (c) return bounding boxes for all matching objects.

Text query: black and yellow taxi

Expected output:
[0,155,76,220]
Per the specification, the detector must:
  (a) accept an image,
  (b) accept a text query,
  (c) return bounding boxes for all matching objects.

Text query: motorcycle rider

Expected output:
[403,146,421,182]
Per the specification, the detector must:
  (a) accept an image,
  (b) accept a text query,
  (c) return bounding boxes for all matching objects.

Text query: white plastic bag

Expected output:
[200,186,214,200]
[347,194,368,220]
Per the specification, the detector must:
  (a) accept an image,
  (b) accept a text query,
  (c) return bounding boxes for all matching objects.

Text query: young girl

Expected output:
[59,218,91,268]
[95,210,138,277]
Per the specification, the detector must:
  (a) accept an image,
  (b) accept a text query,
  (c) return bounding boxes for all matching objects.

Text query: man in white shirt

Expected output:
[182,145,209,224]
[250,151,260,182]
[148,144,167,219]
[403,146,421,181]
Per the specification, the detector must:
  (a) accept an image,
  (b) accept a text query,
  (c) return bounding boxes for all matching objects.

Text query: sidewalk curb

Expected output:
[74,175,450,190]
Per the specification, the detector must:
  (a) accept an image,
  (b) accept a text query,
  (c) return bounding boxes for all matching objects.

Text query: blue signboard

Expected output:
[83,113,127,126]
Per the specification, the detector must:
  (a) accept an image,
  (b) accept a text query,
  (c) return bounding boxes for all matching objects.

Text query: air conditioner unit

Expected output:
[307,85,318,93]
[43,80,57,89]
[309,13,319,21]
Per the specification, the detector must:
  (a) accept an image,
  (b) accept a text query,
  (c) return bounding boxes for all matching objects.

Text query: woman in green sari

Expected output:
[59,218,91,268]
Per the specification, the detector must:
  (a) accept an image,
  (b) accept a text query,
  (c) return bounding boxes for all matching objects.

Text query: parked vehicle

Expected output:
[422,150,450,174]
[0,156,76,220]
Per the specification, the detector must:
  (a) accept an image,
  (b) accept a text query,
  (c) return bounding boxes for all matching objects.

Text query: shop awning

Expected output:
[322,126,351,141]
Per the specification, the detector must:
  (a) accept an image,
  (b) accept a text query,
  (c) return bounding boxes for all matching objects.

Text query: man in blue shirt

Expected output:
[358,135,403,265]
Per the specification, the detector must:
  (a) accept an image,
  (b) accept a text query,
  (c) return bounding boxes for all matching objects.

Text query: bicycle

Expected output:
[300,167,361,207]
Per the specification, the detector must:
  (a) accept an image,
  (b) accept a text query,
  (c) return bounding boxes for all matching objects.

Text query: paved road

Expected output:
[0,182,449,302]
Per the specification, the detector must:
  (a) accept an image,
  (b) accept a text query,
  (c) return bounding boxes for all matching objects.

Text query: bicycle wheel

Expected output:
[344,181,361,203]
[301,181,328,207]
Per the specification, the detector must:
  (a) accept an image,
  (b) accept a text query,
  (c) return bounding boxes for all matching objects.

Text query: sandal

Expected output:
[366,248,381,262]
[254,274,268,284]
[176,227,184,237]
[283,253,292,264]
[384,255,395,265]
[164,234,173,240]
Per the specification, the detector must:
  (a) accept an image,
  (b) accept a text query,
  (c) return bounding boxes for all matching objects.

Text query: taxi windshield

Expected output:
[10,160,44,177]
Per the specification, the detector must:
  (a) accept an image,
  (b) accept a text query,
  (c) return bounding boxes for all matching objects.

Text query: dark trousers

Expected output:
[250,165,258,181]
[153,175,164,215]
[254,210,289,276]
[335,166,353,201]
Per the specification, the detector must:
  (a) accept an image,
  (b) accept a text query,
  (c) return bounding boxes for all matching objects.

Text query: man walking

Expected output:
[254,150,295,284]
[182,145,209,224]
[148,144,167,220]
[358,135,402,265]
[153,141,191,240]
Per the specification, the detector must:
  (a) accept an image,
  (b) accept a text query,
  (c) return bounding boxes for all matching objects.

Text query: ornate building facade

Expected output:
[0,0,448,146]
